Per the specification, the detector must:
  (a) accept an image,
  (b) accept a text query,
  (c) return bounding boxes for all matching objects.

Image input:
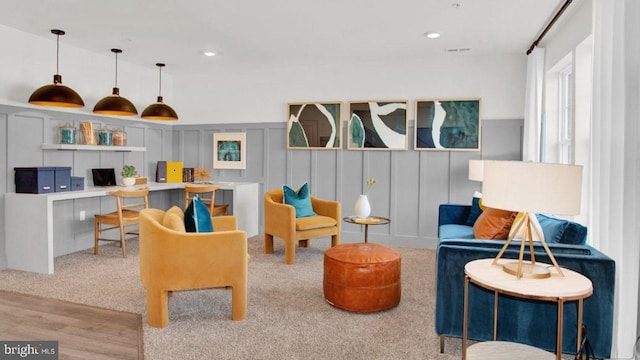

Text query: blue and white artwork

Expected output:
[415,99,480,151]
[348,101,408,150]
[213,132,246,169]
[288,102,341,149]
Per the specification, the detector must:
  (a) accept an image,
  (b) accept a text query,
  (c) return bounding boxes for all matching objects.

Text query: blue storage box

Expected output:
[15,167,55,194]
[71,176,84,191]
[15,167,72,194]
[54,167,71,192]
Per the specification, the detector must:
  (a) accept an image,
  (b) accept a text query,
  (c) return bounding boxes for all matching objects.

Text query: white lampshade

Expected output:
[468,160,484,182]
[481,160,583,215]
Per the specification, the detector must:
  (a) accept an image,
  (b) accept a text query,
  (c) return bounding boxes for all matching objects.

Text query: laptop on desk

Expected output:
[92,168,117,187]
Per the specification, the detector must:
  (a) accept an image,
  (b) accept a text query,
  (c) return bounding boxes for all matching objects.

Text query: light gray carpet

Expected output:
[0,236,463,360]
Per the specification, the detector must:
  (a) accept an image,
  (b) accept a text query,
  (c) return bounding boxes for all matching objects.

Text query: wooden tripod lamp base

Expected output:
[492,212,564,279]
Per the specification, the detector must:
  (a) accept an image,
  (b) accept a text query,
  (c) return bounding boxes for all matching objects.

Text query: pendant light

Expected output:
[141,63,178,120]
[28,29,85,108]
[93,49,138,116]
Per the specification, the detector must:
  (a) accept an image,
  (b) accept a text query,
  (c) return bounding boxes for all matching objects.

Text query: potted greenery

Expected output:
[121,164,137,187]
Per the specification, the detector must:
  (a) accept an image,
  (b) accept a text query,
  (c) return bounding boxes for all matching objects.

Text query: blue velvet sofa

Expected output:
[435,204,615,359]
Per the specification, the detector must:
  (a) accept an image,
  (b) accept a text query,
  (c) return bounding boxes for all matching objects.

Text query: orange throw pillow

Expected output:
[473,207,517,240]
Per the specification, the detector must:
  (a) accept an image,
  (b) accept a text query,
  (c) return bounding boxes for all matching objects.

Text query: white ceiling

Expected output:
[0,0,567,75]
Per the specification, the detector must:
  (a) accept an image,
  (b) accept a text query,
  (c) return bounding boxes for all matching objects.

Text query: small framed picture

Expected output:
[213,132,246,169]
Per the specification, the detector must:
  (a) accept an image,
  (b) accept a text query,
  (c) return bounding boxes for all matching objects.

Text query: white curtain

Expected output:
[591,0,640,358]
[522,47,545,162]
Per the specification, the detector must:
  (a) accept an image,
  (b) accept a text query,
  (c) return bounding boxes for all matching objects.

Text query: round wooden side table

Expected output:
[462,258,593,360]
[343,216,390,243]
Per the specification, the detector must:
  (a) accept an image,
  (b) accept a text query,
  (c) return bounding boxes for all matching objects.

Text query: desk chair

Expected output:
[94,187,149,257]
[184,184,229,216]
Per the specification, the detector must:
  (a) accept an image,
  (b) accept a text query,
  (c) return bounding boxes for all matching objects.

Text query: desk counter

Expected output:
[5,182,259,274]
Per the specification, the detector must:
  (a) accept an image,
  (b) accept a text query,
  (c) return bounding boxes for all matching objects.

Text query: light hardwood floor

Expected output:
[0,290,143,359]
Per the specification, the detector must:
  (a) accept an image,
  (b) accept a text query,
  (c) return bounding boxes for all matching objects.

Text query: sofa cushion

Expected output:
[439,224,476,240]
[536,214,587,245]
[295,215,337,231]
[283,181,316,218]
[464,192,485,226]
[473,207,517,240]
[184,195,213,232]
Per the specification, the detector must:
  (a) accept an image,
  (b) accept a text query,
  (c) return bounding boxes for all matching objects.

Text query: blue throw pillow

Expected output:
[560,221,588,245]
[283,182,316,218]
[536,214,568,243]
[184,195,214,232]
[535,214,587,245]
[464,192,484,226]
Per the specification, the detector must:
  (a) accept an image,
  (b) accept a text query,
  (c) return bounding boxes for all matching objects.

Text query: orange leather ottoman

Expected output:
[323,243,401,313]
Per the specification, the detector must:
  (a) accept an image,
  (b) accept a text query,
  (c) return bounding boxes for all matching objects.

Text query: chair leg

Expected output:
[440,336,445,353]
[94,218,100,255]
[331,234,340,247]
[264,234,274,254]
[146,287,169,328]
[299,239,309,247]
[284,239,296,265]
[119,224,127,258]
[230,283,247,321]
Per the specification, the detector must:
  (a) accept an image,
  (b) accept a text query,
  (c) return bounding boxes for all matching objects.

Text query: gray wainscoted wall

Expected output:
[0,104,522,270]
[0,105,177,269]
[174,119,523,248]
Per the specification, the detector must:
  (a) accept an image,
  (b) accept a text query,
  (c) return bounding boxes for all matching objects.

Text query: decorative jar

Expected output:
[58,123,76,144]
[80,121,97,145]
[112,128,127,146]
[97,127,113,146]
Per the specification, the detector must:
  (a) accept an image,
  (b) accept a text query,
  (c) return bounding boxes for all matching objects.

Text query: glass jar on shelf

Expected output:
[80,121,97,145]
[112,128,127,146]
[97,127,113,146]
[58,123,76,144]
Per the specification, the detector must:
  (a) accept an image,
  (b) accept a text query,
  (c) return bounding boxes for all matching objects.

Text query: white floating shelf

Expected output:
[42,144,146,152]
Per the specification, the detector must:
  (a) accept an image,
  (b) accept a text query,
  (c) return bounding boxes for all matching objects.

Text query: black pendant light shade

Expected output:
[141,63,178,120]
[93,49,138,116]
[28,29,85,108]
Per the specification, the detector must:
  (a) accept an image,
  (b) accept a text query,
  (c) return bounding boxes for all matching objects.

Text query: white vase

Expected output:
[122,177,136,187]
[354,195,371,219]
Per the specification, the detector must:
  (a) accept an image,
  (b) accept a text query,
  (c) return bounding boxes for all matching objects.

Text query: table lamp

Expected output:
[468,160,484,182]
[481,160,583,279]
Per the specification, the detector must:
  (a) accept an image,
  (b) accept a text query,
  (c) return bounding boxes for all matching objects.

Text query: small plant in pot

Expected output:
[121,165,137,187]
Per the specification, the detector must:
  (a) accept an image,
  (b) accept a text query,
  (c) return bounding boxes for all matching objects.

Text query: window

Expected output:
[558,65,573,164]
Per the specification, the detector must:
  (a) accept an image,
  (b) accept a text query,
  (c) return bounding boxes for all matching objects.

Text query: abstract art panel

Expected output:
[213,132,246,169]
[415,99,481,151]
[288,102,342,149]
[348,100,408,150]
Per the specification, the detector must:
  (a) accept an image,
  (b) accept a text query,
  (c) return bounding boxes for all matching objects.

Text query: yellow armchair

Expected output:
[139,208,248,328]
[263,188,341,264]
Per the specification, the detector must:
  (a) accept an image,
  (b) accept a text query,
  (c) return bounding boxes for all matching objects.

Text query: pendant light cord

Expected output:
[158,66,162,97]
[55,33,60,75]
[114,51,118,88]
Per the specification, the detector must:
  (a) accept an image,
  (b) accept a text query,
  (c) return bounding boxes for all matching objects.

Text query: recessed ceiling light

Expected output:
[424,32,441,39]
[203,51,216,57]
